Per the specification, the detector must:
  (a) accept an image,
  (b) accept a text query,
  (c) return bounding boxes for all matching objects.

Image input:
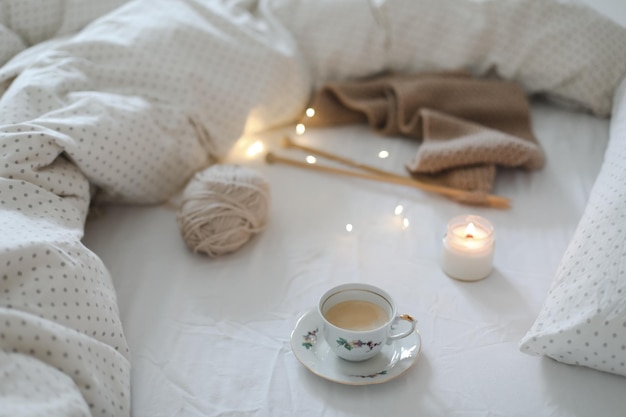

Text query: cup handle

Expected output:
[387,314,416,343]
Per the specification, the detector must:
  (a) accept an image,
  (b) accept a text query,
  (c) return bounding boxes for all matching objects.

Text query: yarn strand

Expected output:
[176,164,271,257]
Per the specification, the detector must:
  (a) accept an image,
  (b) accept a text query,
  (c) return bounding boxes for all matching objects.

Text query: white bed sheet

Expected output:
[83,100,626,417]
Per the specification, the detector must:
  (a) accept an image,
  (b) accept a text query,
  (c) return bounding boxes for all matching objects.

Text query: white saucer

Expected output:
[290,309,421,385]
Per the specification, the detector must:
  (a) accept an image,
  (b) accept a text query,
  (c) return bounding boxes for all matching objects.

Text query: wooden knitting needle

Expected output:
[279,136,511,208]
[282,136,393,178]
[265,152,511,209]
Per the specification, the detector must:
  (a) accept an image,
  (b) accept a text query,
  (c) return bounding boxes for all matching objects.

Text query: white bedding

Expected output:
[2,0,626,416]
[85,103,626,417]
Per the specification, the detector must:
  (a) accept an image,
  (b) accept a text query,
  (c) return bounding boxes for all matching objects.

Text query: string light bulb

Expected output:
[246,140,264,157]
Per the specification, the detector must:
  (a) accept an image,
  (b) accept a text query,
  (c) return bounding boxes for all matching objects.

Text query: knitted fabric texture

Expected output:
[305,72,545,192]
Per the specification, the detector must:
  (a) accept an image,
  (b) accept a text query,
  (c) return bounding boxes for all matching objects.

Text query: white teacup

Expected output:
[318,283,416,362]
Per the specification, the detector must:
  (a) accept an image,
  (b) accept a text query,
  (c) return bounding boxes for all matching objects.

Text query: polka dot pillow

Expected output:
[271,0,626,117]
[519,79,626,376]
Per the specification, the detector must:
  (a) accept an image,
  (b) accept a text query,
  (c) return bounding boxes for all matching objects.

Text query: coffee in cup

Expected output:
[324,299,389,331]
[318,283,416,361]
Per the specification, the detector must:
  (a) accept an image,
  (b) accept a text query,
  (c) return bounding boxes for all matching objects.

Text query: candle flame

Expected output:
[465,222,476,238]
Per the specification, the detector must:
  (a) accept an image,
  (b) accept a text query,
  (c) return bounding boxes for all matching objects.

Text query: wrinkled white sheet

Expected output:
[85,100,626,417]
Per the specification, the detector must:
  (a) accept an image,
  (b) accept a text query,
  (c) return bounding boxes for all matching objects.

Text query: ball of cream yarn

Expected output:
[176,164,270,257]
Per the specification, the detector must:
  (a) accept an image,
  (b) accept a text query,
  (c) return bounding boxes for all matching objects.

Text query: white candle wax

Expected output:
[442,215,494,281]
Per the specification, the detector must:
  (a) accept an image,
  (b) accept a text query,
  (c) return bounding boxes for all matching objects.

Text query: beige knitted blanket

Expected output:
[304,72,545,192]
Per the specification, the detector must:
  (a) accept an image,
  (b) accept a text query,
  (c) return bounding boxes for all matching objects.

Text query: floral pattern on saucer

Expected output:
[291,310,421,385]
[349,370,388,379]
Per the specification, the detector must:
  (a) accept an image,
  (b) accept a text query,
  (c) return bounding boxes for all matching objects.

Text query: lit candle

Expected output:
[442,214,494,281]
